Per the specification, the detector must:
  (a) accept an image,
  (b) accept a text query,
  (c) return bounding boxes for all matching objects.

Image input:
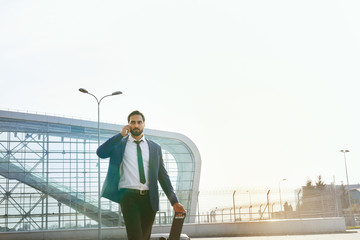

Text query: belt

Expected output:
[124,188,149,195]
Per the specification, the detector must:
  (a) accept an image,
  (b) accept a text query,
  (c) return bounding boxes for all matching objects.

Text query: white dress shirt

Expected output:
[118,135,150,190]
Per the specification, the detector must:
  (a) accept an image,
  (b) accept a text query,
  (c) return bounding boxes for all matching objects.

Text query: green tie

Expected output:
[134,140,146,184]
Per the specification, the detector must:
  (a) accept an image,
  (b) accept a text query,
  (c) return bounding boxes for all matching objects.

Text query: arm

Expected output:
[158,149,186,213]
[96,125,130,158]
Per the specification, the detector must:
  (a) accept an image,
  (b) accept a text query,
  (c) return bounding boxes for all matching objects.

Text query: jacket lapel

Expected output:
[146,138,156,171]
[116,135,129,166]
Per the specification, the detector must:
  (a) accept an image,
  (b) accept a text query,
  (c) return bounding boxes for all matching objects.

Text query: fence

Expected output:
[193,185,358,226]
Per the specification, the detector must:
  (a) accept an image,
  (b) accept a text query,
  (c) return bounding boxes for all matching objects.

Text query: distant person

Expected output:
[97,110,185,240]
[284,201,293,212]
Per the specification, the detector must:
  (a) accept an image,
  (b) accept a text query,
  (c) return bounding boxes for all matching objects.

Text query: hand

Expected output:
[120,125,130,137]
[173,202,186,214]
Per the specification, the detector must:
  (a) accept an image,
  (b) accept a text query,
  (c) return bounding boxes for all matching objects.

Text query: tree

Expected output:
[305,178,314,189]
[297,176,337,218]
[315,175,325,190]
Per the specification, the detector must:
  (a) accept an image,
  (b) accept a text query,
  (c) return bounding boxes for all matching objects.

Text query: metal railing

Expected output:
[194,186,355,225]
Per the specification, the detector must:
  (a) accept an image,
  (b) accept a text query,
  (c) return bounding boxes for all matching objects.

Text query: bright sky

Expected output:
[1,1,360,193]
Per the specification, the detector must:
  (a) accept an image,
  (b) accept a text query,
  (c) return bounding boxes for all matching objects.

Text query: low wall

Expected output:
[171,217,346,238]
[0,217,346,239]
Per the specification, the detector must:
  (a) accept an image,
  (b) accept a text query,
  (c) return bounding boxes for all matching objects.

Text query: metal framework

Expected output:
[0,110,201,232]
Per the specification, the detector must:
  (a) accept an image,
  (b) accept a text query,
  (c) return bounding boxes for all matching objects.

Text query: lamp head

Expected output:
[112,91,122,96]
[79,88,88,94]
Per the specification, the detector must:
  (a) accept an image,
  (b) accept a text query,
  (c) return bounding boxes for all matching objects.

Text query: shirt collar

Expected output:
[128,134,146,143]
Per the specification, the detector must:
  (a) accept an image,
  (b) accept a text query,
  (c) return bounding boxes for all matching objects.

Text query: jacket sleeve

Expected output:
[96,133,124,159]
[158,148,179,206]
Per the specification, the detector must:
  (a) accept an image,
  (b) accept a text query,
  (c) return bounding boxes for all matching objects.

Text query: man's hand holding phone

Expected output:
[120,125,130,137]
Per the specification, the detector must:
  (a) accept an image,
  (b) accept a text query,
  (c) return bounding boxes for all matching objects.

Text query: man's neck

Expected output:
[131,134,143,141]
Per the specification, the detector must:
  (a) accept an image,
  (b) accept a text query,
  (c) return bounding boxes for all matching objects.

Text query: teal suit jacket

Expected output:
[96,133,178,212]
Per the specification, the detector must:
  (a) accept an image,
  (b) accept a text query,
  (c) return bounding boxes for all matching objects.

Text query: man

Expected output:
[97,110,185,240]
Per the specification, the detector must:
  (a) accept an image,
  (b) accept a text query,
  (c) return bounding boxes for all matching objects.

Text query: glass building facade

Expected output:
[0,110,201,232]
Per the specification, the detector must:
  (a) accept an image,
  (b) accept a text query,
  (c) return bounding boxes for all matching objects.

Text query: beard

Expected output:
[130,128,143,136]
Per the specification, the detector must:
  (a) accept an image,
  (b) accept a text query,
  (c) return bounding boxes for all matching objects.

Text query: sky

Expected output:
[1,0,360,196]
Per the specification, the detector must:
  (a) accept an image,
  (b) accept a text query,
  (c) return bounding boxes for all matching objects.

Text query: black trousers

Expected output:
[120,190,156,240]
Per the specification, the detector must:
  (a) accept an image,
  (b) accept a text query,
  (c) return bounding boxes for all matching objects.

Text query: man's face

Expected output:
[129,114,145,137]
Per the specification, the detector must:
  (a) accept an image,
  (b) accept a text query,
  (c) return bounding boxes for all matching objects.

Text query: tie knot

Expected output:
[134,140,143,145]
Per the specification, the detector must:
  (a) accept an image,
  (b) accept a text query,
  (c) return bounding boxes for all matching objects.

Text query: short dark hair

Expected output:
[127,110,145,123]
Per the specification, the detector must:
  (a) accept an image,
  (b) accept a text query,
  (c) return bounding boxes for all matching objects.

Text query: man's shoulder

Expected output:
[146,138,161,149]
[119,134,129,143]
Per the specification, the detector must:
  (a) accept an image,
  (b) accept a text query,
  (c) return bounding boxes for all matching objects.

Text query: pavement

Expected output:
[193,229,360,240]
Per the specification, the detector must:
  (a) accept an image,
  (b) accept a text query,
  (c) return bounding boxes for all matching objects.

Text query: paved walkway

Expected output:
[194,230,360,240]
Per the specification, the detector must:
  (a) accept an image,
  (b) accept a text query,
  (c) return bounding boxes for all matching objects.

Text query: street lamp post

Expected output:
[246,190,252,220]
[79,88,122,240]
[340,149,355,226]
[197,191,200,224]
[279,178,286,212]
[232,190,236,222]
[246,190,252,207]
